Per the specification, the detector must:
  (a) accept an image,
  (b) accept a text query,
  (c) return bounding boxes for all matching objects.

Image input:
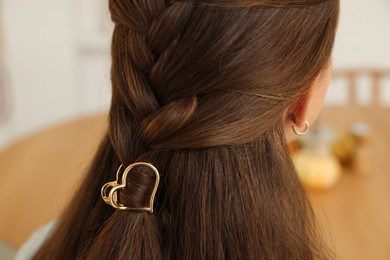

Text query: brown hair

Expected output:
[33,0,339,259]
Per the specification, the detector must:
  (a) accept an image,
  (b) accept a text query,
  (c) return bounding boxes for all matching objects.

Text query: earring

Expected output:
[292,120,310,136]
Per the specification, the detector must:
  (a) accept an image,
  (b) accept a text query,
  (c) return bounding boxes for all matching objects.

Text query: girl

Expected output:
[25,0,339,259]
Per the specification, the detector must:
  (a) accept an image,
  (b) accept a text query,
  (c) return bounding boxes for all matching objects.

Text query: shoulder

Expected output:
[14,220,58,260]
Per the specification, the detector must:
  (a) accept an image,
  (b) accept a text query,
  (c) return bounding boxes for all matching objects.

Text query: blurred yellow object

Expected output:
[331,122,372,172]
[331,133,357,166]
[294,150,341,190]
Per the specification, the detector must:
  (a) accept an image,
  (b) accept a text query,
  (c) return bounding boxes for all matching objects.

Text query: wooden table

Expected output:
[312,106,390,260]
[0,114,107,248]
[0,107,389,260]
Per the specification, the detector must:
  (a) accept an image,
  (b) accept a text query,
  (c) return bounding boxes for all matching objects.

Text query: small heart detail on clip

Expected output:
[100,162,160,213]
[101,165,124,205]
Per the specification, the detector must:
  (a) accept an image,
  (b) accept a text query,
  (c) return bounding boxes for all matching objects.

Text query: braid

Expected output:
[109,0,195,160]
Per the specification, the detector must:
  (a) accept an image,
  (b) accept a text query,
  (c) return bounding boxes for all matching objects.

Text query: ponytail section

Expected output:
[85,211,161,259]
[87,163,162,258]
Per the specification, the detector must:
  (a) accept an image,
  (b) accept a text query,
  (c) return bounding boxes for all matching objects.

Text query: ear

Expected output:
[284,86,314,142]
[284,61,333,142]
[288,88,313,129]
[284,72,332,142]
[285,83,325,140]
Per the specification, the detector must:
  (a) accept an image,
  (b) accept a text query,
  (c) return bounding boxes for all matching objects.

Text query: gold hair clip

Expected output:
[101,162,160,213]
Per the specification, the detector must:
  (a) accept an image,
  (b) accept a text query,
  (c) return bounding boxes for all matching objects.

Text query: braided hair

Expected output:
[33,0,339,259]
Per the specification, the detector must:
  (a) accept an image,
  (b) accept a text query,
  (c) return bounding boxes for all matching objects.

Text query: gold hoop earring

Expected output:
[292,120,310,136]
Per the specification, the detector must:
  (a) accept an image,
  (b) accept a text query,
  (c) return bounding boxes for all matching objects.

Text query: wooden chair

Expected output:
[330,69,390,107]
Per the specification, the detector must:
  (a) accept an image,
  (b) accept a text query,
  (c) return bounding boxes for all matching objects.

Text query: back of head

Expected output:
[33,0,339,259]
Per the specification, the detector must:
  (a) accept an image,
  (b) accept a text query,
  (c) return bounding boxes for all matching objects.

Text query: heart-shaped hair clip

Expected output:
[100,162,160,213]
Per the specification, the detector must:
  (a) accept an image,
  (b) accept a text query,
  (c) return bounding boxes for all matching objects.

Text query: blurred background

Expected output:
[0,0,389,259]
